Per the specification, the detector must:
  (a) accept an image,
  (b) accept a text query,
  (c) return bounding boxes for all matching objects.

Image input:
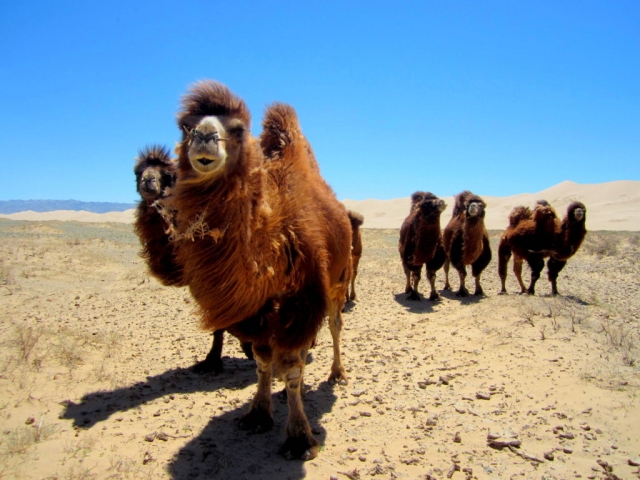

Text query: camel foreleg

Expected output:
[276,349,318,460]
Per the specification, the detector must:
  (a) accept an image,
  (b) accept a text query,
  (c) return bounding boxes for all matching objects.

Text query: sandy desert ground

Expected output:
[1,216,639,480]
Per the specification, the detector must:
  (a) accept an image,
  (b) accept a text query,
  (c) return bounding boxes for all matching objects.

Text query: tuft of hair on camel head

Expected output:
[567,201,586,222]
[134,145,175,201]
[176,80,252,179]
[413,191,446,217]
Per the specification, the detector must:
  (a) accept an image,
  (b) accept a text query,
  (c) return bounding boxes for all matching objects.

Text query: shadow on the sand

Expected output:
[166,381,338,479]
[392,292,439,313]
[61,357,339,479]
[60,357,257,429]
[438,287,487,305]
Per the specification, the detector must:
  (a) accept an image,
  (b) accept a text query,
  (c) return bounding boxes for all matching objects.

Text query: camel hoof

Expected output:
[240,342,254,361]
[428,293,440,301]
[328,369,348,385]
[407,291,420,301]
[191,358,223,375]
[474,288,484,296]
[279,433,319,460]
[238,409,273,433]
[456,289,469,297]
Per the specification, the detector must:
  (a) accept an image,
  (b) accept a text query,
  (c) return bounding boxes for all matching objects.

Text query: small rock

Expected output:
[453,432,461,443]
[544,451,555,461]
[144,433,156,442]
[25,417,35,425]
[476,391,491,400]
[628,458,640,467]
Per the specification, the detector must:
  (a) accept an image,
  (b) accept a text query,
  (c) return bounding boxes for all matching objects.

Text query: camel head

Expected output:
[465,197,486,219]
[134,145,176,202]
[177,81,252,182]
[566,202,586,223]
[415,192,446,220]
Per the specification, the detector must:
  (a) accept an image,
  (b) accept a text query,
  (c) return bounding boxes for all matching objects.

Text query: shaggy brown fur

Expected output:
[499,201,587,295]
[170,81,351,460]
[346,210,364,302]
[133,145,183,286]
[443,191,492,296]
[399,192,447,301]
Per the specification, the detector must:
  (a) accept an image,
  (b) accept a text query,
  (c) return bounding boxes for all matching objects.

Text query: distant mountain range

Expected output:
[0,200,137,214]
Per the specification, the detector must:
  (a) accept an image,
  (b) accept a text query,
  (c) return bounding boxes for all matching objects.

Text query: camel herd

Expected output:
[398,192,587,301]
[133,79,587,461]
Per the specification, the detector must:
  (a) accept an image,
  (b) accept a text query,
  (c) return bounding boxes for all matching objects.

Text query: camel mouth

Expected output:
[197,158,214,166]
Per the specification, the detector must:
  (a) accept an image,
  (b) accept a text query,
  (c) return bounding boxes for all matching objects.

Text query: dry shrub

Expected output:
[0,420,58,456]
[598,318,638,367]
[582,232,619,257]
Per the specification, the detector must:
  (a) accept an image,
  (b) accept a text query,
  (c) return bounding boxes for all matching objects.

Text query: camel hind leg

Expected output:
[547,257,567,296]
[443,258,452,290]
[327,297,348,384]
[348,254,361,301]
[425,244,446,301]
[471,236,492,296]
[526,254,545,295]
[455,266,469,297]
[498,236,511,293]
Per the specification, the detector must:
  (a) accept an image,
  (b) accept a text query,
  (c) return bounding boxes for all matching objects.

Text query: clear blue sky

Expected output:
[1,1,638,203]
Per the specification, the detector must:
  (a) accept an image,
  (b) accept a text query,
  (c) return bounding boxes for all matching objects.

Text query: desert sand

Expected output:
[0,181,639,479]
[2,180,639,231]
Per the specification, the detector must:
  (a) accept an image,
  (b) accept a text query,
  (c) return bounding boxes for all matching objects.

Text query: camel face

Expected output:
[418,197,446,219]
[187,116,231,176]
[138,167,163,201]
[573,207,585,222]
[467,201,484,218]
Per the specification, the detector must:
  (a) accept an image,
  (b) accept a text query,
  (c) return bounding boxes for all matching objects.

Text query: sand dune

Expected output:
[2,180,638,230]
[343,180,640,231]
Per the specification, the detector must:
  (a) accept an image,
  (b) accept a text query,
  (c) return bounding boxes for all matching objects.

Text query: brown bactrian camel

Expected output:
[169,80,351,460]
[498,200,586,295]
[133,146,252,375]
[399,192,447,301]
[442,191,492,296]
[346,210,364,302]
[133,145,183,286]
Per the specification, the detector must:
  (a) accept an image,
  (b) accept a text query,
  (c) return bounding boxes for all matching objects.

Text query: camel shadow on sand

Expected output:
[438,287,488,305]
[61,356,338,479]
[392,291,440,313]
